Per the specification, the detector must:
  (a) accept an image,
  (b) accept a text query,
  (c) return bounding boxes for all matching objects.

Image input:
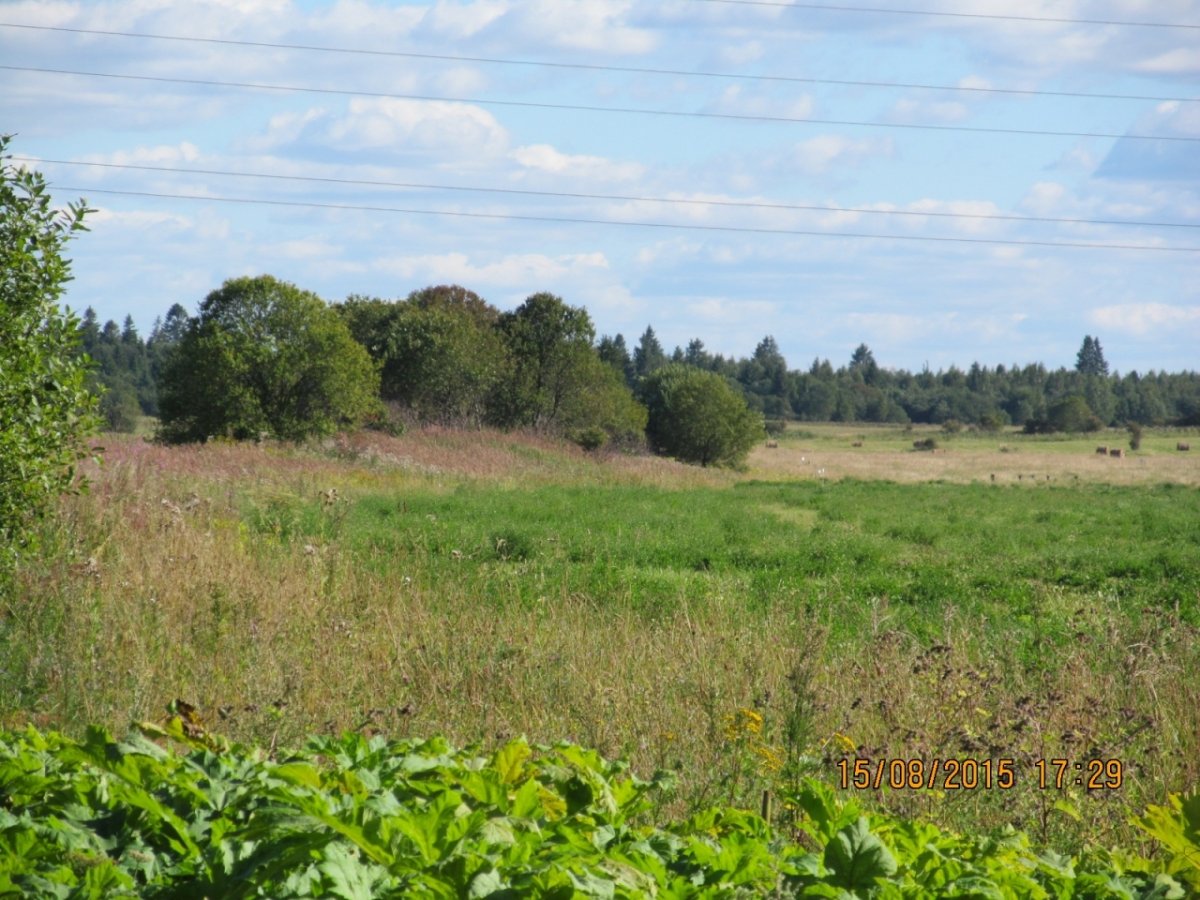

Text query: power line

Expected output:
[5,65,1196,143]
[691,0,1200,30]
[53,185,1200,252]
[21,157,1200,231]
[1,22,1193,103]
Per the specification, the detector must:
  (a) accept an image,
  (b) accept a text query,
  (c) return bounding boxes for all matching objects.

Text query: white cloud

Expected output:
[308,0,426,37]
[708,84,815,119]
[1089,303,1200,336]
[718,41,765,65]
[788,135,893,174]
[376,250,610,288]
[1135,48,1200,76]
[689,297,778,322]
[843,309,1032,349]
[419,0,510,39]
[510,144,644,182]
[269,238,341,260]
[248,98,509,161]
[328,99,507,155]
[86,142,202,165]
[490,0,657,54]
[904,198,1004,235]
[89,208,198,234]
[957,75,993,91]
[432,67,490,95]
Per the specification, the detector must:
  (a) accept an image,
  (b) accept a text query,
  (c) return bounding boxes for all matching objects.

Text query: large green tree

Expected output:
[642,365,764,467]
[487,293,647,443]
[0,137,98,583]
[491,292,597,429]
[158,276,379,443]
[338,287,506,426]
[556,352,649,447]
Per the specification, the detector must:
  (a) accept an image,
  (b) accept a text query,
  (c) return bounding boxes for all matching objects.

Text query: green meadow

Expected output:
[4,428,1199,891]
[259,477,1198,643]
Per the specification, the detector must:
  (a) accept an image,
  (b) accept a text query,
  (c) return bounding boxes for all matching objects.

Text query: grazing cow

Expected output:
[766,440,779,448]
[1109,448,1125,458]
[1178,442,1191,452]
[1096,446,1108,455]
[851,441,863,447]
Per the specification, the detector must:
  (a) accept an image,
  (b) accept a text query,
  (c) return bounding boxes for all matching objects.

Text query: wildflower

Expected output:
[753,743,785,775]
[723,707,765,740]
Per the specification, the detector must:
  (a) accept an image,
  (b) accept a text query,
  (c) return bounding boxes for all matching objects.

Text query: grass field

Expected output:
[4,424,1198,857]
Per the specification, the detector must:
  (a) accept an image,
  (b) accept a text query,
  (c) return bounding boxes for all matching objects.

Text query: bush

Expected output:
[1127,422,1143,451]
[0,137,98,584]
[1047,395,1098,433]
[979,411,1007,432]
[764,418,787,437]
[99,382,142,433]
[913,438,938,451]
[642,365,764,467]
[573,426,608,452]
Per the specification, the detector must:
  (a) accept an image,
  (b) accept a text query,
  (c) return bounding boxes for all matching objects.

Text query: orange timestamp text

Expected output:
[835,757,1124,791]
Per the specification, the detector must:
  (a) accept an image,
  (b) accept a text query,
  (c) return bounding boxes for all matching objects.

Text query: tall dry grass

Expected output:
[4,430,1197,851]
[752,424,1200,486]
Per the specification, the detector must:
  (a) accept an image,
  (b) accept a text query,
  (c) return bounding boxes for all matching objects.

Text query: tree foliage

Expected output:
[491,292,598,430]
[338,287,505,426]
[86,284,1200,440]
[1024,394,1102,434]
[556,352,648,448]
[642,365,763,467]
[157,276,378,443]
[1076,335,1109,377]
[0,136,98,582]
[596,333,634,387]
[633,325,668,378]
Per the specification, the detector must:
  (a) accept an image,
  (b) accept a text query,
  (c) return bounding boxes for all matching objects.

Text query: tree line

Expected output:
[605,330,1199,432]
[86,276,759,467]
[83,278,1200,451]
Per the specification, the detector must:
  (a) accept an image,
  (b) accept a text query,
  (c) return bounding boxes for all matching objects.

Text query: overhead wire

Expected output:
[690,0,1200,30]
[0,22,1194,103]
[4,65,1196,143]
[51,185,1200,253]
[19,157,1200,231]
[9,15,1197,254]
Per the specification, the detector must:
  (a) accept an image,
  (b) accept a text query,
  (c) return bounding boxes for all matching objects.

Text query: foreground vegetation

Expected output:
[3,719,1198,897]
[5,427,1198,870]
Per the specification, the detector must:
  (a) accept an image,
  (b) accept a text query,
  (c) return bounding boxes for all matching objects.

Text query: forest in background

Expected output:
[79,284,1200,437]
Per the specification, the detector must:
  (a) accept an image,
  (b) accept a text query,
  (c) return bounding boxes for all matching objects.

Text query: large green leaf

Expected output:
[823,817,898,891]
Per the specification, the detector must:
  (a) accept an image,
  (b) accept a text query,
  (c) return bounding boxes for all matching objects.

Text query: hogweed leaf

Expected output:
[823,817,898,891]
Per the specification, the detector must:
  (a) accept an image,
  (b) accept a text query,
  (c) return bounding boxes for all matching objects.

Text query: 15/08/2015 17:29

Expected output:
[835,757,1124,791]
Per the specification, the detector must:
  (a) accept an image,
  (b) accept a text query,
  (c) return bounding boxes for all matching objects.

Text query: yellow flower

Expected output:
[753,743,785,775]
[833,732,857,753]
[739,708,764,735]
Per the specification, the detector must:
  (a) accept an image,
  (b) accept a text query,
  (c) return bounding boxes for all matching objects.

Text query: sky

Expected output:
[2,0,1197,374]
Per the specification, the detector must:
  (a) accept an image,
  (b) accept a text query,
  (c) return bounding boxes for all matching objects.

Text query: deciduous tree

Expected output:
[158,275,378,443]
[0,136,98,583]
[642,365,764,467]
[491,292,597,429]
[339,288,506,426]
